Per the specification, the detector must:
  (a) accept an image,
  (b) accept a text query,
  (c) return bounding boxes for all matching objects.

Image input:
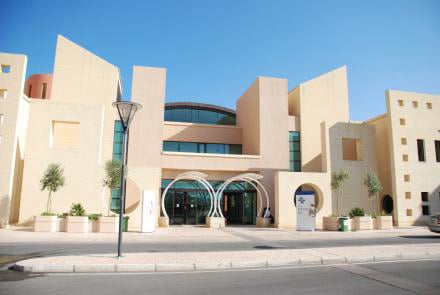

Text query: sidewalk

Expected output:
[14,243,440,273]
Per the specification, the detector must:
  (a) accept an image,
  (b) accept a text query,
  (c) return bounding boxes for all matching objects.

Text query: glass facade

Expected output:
[161,179,256,225]
[164,106,236,125]
[163,141,242,155]
[289,131,301,172]
[110,120,123,211]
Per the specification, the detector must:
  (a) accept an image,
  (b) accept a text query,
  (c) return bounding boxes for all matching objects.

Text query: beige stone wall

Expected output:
[0,53,28,226]
[163,122,242,144]
[386,90,440,225]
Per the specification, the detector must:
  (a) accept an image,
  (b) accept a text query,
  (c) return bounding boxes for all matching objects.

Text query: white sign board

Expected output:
[296,192,316,231]
[141,190,156,233]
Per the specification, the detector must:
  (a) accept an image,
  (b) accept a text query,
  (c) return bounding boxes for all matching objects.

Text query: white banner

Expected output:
[296,192,316,231]
[141,190,156,233]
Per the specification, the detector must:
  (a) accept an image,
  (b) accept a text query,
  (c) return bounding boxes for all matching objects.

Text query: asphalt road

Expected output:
[1,260,439,295]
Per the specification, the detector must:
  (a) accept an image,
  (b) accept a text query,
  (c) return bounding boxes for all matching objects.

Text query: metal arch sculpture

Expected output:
[160,171,216,219]
[212,173,270,219]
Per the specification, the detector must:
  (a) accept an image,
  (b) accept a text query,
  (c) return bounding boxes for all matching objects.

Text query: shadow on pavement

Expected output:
[399,235,440,239]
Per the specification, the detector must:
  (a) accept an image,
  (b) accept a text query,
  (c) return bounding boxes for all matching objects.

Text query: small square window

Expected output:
[0,89,7,98]
[1,65,10,73]
[404,174,410,182]
[406,209,413,216]
[398,99,404,106]
[427,102,432,109]
[421,192,428,202]
[399,118,406,125]
[422,205,430,216]
[405,192,411,199]
[412,101,418,108]
[342,138,362,161]
[402,154,408,162]
[401,138,407,145]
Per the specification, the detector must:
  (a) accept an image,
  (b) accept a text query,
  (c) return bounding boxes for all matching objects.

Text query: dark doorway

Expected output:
[222,192,256,225]
[382,195,393,214]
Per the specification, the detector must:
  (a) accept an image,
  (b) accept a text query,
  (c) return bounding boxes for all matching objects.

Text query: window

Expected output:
[404,174,410,182]
[28,85,32,97]
[422,205,430,216]
[405,192,411,199]
[289,131,301,171]
[421,192,428,202]
[0,89,7,98]
[51,121,80,148]
[164,106,236,126]
[417,139,425,162]
[406,209,413,216]
[427,102,432,109]
[402,154,408,162]
[0,114,3,124]
[412,101,418,108]
[112,121,123,160]
[1,64,10,73]
[342,138,362,161]
[401,138,407,145]
[42,83,47,99]
[399,118,406,125]
[398,99,404,106]
[163,141,242,155]
[435,140,440,162]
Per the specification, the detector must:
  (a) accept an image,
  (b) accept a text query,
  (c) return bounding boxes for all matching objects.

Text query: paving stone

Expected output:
[74,264,116,272]
[321,256,346,265]
[116,264,156,272]
[156,263,195,272]
[267,259,300,267]
[345,256,374,264]
[300,257,322,265]
[194,262,232,270]
[374,253,402,262]
[231,261,267,269]
[31,264,74,273]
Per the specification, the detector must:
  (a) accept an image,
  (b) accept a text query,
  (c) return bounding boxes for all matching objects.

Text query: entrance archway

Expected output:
[382,195,393,214]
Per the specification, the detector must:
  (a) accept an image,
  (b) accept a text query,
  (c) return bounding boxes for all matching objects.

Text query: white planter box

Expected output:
[256,217,271,228]
[88,220,98,232]
[323,217,339,231]
[373,216,393,230]
[206,217,225,228]
[353,216,373,230]
[98,216,119,233]
[158,216,169,227]
[66,216,89,233]
[33,216,57,232]
[57,218,66,232]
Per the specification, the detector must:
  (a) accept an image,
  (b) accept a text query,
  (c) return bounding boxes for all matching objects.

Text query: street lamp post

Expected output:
[112,101,142,258]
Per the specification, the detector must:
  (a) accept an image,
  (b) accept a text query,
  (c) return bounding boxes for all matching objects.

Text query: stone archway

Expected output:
[293,183,324,213]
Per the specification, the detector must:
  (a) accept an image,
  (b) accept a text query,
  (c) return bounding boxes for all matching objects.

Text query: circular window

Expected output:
[382,195,393,214]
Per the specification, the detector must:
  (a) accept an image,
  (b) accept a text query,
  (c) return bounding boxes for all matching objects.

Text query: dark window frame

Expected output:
[421,192,429,202]
[417,139,425,162]
[435,140,440,163]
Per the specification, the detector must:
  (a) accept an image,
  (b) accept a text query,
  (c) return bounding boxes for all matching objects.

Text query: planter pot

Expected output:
[352,216,373,230]
[323,217,339,231]
[98,216,118,233]
[66,216,89,233]
[88,220,98,232]
[57,218,66,232]
[256,217,271,228]
[158,216,169,227]
[373,216,393,230]
[33,216,58,232]
[206,217,225,228]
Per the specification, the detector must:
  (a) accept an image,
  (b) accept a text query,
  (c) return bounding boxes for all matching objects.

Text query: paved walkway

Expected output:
[4,226,439,273]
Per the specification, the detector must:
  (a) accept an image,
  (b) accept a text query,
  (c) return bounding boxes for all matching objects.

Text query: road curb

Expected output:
[13,251,440,273]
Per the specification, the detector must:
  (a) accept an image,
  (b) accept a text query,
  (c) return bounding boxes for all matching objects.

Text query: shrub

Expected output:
[349,207,365,218]
[41,212,57,216]
[88,213,102,221]
[57,212,68,218]
[331,169,349,216]
[69,203,86,216]
[40,163,66,214]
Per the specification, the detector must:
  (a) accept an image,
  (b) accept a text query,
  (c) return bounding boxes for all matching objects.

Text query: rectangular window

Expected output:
[179,142,198,153]
[163,141,242,155]
[52,121,80,148]
[404,174,410,182]
[406,209,413,216]
[42,83,47,99]
[289,131,301,172]
[399,118,406,125]
[422,205,430,216]
[342,138,362,161]
[401,138,407,145]
[1,64,10,73]
[427,102,432,109]
[398,99,404,106]
[402,154,408,162]
[0,89,7,98]
[435,140,440,162]
[405,192,411,199]
[417,139,425,162]
[421,192,428,202]
[412,101,418,108]
[112,120,123,160]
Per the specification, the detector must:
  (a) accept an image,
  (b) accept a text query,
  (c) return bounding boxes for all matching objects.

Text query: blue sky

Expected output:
[1,0,439,120]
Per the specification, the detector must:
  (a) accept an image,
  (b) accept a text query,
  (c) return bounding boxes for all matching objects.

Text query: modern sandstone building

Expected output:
[0,35,439,230]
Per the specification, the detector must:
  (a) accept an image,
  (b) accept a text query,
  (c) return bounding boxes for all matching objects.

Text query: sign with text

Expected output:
[296,191,316,231]
[141,190,156,233]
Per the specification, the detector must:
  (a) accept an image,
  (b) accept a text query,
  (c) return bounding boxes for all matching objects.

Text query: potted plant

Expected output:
[57,212,68,232]
[372,212,393,230]
[99,159,122,233]
[349,207,372,230]
[363,171,392,229]
[323,214,340,231]
[33,163,66,232]
[66,203,89,233]
[88,213,101,232]
[329,169,349,229]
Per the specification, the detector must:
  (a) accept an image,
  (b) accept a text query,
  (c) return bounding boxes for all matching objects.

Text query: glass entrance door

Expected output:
[222,192,256,225]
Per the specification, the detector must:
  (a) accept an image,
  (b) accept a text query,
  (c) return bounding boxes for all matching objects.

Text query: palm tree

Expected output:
[103,159,122,216]
[331,169,349,216]
[40,163,66,214]
[364,171,383,215]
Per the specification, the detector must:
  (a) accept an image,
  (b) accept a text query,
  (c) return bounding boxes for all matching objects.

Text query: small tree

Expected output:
[40,163,66,214]
[331,169,349,216]
[103,159,122,216]
[364,171,383,215]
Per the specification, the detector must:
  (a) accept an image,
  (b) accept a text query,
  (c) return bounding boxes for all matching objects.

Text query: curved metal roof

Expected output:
[165,102,236,116]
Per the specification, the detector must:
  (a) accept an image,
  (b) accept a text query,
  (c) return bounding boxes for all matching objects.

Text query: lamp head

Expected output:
[112,101,142,129]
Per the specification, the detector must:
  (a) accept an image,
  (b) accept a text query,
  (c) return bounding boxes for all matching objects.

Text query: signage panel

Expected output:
[296,191,316,231]
[141,190,156,233]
